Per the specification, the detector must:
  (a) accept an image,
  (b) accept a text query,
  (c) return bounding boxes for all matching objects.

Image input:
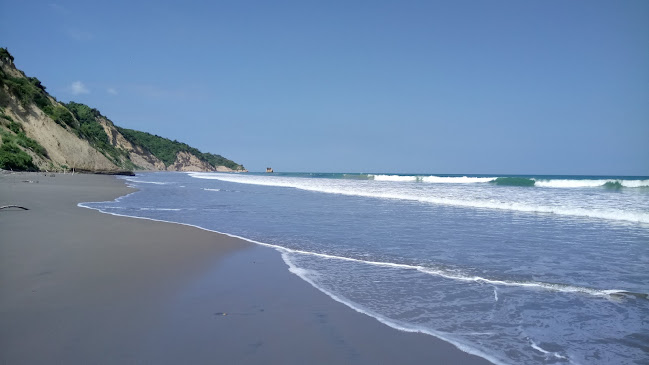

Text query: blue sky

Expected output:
[1,0,647,174]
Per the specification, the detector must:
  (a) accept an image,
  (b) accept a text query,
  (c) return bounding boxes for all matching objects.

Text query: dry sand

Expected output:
[0,172,491,364]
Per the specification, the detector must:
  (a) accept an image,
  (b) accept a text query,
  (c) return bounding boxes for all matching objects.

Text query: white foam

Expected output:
[371,175,495,183]
[620,179,649,188]
[533,179,649,188]
[530,340,569,360]
[280,248,637,299]
[279,252,508,365]
[122,179,169,185]
[370,174,420,182]
[202,188,221,192]
[422,176,495,184]
[187,173,649,224]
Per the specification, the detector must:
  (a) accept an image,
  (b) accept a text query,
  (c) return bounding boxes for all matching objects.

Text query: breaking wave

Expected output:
[371,175,495,183]
[490,177,536,186]
[371,174,421,182]
[534,179,649,188]
[368,175,649,188]
[423,176,495,183]
[188,173,649,224]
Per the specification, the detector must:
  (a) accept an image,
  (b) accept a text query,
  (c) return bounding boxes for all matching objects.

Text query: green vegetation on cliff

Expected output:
[0,50,134,170]
[0,59,76,128]
[1,126,47,157]
[0,131,38,171]
[0,47,245,172]
[1,127,44,154]
[117,127,245,170]
[0,110,47,171]
[0,73,50,110]
[64,102,135,169]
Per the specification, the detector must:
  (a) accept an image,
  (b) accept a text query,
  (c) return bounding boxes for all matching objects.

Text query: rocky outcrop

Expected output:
[162,151,241,172]
[166,151,213,171]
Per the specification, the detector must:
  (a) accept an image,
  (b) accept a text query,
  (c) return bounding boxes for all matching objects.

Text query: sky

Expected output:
[1,0,648,175]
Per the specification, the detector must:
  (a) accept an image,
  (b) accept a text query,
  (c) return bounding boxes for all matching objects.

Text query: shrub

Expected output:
[3,75,51,109]
[1,127,47,157]
[43,105,77,128]
[16,132,47,156]
[8,121,22,134]
[0,136,38,171]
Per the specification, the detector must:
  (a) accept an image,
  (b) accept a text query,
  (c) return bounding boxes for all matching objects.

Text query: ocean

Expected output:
[80,172,649,364]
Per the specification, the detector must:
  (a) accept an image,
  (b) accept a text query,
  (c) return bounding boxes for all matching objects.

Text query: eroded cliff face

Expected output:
[166,151,213,171]
[0,50,245,173]
[0,84,123,172]
[98,118,242,172]
[97,117,167,170]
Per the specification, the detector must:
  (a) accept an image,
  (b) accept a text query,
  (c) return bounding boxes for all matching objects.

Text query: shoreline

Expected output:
[1,172,492,364]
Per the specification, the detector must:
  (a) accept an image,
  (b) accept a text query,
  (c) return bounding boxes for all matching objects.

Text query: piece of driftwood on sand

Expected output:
[0,205,29,210]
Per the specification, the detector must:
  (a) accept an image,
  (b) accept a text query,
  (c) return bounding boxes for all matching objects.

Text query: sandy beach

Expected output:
[0,172,491,364]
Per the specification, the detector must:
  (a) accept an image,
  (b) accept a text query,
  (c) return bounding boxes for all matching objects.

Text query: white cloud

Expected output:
[70,81,89,95]
[107,88,118,95]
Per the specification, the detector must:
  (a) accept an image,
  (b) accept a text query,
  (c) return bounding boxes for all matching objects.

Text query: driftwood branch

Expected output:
[0,205,29,210]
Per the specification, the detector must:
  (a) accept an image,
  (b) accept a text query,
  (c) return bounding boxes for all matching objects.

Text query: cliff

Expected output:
[0,48,246,174]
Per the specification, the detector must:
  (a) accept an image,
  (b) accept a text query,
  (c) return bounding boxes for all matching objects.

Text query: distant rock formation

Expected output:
[266,167,274,173]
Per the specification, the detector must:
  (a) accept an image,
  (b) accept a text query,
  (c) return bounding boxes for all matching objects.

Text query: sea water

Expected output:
[81,172,649,364]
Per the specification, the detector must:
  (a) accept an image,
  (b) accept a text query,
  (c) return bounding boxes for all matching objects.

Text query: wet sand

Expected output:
[0,172,491,364]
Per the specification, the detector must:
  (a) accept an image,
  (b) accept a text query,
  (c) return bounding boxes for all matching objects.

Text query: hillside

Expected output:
[0,48,246,174]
